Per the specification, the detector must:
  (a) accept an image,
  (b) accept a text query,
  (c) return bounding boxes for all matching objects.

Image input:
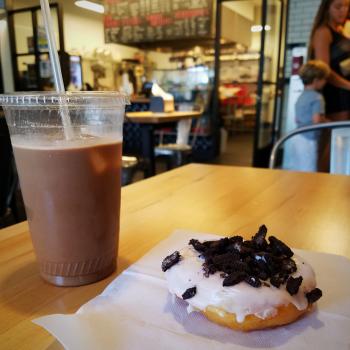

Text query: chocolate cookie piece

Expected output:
[223,271,247,287]
[252,225,268,249]
[161,251,181,272]
[189,239,207,253]
[286,276,303,295]
[306,288,322,303]
[280,258,297,274]
[182,286,197,300]
[270,273,288,288]
[268,236,294,258]
[245,275,262,288]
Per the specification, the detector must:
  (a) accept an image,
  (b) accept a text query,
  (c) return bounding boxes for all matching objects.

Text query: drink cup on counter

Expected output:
[0,92,128,286]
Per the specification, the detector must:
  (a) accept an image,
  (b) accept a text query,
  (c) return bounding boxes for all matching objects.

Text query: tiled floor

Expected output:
[130,131,254,184]
[213,132,253,167]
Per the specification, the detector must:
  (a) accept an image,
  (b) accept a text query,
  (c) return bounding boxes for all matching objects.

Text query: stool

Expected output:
[121,156,139,186]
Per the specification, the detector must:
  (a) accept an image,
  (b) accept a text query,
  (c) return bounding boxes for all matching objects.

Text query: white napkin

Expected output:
[33,230,350,350]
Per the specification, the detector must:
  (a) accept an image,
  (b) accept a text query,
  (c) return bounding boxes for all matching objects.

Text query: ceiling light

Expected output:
[75,1,104,14]
[251,25,271,33]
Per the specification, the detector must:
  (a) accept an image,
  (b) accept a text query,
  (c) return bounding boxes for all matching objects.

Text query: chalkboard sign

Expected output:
[104,0,213,44]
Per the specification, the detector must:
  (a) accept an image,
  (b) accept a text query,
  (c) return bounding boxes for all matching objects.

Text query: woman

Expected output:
[309,0,350,171]
[309,0,350,121]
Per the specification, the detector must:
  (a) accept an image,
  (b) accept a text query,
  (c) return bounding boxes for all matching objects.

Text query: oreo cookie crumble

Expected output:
[286,276,303,295]
[182,287,197,300]
[187,225,322,302]
[161,251,181,272]
[306,288,322,303]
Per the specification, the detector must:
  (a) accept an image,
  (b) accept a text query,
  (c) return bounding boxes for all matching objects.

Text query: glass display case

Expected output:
[129,65,216,161]
[151,65,214,136]
[207,54,272,134]
[151,65,213,103]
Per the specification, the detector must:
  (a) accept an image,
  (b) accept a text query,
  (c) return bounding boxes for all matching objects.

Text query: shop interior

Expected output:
[0,0,288,226]
[1,2,350,345]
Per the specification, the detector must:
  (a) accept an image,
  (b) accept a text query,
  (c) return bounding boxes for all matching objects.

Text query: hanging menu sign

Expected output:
[104,0,213,44]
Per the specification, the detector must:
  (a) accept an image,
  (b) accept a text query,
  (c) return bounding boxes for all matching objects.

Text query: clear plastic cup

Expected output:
[0,92,128,286]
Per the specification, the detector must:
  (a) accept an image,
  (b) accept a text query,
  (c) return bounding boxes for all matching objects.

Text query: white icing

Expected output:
[255,307,278,320]
[217,309,226,318]
[165,244,317,323]
[186,304,197,314]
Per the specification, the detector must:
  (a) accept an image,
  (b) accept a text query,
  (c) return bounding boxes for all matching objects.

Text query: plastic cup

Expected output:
[0,92,128,286]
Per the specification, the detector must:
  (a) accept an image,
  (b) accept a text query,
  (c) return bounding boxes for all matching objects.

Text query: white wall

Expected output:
[10,0,176,89]
[0,18,14,92]
[222,1,255,22]
[221,5,252,48]
[12,0,138,59]
[146,51,176,70]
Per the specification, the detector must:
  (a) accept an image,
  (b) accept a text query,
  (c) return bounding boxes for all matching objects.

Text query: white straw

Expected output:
[40,0,73,140]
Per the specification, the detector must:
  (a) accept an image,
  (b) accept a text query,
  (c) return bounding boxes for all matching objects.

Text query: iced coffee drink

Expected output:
[0,92,127,286]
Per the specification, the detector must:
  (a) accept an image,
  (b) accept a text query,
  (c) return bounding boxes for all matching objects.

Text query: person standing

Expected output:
[310,0,350,120]
[292,61,330,172]
[309,0,350,171]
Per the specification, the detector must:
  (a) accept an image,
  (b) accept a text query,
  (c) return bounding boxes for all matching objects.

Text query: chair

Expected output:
[331,127,350,174]
[0,117,17,228]
[121,156,139,186]
[221,84,256,134]
[154,116,202,169]
[269,121,350,175]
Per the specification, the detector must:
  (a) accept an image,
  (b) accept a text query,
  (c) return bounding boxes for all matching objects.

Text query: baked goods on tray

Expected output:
[162,225,322,331]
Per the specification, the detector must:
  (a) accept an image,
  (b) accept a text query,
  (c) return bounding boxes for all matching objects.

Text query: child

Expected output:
[293,60,330,172]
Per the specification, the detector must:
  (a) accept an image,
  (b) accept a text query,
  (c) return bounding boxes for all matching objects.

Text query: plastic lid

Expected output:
[0,91,130,108]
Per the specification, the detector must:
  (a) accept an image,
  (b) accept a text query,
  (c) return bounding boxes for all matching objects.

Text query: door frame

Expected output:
[216,0,288,167]
[7,3,65,91]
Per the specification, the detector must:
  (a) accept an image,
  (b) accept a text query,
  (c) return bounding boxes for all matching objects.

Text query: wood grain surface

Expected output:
[1,164,349,349]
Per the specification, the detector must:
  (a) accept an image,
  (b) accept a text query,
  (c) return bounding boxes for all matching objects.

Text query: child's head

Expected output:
[299,60,330,89]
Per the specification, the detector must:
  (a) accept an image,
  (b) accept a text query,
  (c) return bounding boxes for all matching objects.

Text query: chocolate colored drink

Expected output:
[13,137,122,286]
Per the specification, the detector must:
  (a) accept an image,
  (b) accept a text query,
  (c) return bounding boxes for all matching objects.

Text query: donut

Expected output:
[162,225,322,332]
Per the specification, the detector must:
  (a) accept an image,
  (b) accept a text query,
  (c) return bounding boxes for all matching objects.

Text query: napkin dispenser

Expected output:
[150,83,175,113]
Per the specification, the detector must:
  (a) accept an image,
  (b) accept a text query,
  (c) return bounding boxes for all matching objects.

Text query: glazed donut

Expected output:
[203,303,312,332]
[162,226,322,332]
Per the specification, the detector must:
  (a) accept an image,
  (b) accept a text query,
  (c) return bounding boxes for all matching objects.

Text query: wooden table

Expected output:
[125,110,202,176]
[1,164,350,349]
[125,110,202,124]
